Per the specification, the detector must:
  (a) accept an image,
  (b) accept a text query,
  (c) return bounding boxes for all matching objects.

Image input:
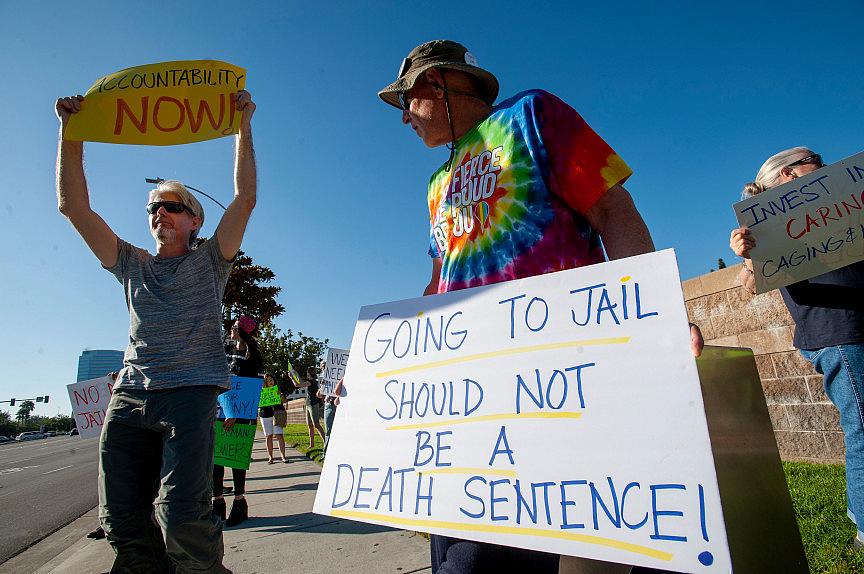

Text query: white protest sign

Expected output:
[321,347,349,397]
[313,250,731,572]
[67,376,114,439]
[733,151,864,293]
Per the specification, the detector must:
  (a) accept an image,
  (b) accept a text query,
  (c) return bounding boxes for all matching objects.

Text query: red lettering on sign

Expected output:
[112,93,236,137]
[786,218,805,240]
[76,413,91,429]
[71,385,101,406]
[114,97,149,135]
[153,96,185,132]
[184,94,225,133]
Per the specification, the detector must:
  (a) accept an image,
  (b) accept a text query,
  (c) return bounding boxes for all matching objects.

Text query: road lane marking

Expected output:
[42,465,73,475]
[0,466,39,475]
[2,459,36,466]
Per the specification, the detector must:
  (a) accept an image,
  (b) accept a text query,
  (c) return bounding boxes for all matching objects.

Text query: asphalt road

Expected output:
[0,435,99,564]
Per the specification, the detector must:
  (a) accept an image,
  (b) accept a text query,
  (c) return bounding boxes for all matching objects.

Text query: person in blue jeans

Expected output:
[318,377,344,455]
[731,146,864,548]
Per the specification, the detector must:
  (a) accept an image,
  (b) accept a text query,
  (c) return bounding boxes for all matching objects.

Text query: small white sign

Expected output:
[67,376,114,439]
[321,348,349,397]
[733,151,864,293]
[314,250,731,572]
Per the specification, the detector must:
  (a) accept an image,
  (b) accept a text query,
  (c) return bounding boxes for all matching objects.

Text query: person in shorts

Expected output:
[259,373,289,463]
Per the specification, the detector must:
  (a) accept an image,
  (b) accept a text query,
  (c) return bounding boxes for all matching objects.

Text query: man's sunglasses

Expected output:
[787,154,824,169]
[398,90,412,111]
[398,78,451,111]
[146,201,194,216]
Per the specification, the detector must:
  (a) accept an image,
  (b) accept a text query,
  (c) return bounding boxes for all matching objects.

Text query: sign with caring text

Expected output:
[67,376,114,439]
[64,60,246,146]
[321,347,349,397]
[733,151,864,293]
[313,250,731,572]
[218,376,263,420]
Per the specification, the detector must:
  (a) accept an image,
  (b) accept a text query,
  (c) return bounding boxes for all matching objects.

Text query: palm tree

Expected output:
[16,400,35,423]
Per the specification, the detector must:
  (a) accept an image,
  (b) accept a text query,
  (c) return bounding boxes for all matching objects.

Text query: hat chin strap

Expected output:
[440,75,458,172]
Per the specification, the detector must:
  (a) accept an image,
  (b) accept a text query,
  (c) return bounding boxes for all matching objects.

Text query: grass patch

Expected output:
[279,429,857,570]
[784,461,864,573]
[282,423,326,463]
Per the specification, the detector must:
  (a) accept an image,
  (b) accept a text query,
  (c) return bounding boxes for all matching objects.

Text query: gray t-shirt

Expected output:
[107,236,234,390]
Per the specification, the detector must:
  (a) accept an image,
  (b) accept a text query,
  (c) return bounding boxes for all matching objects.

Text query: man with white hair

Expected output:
[55,90,257,573]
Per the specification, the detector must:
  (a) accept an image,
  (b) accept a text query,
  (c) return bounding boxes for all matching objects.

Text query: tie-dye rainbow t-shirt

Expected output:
[427,89,632,293]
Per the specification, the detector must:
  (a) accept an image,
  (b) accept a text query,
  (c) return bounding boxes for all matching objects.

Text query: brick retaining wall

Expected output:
[285,398,308,425]
[683,264,843,464]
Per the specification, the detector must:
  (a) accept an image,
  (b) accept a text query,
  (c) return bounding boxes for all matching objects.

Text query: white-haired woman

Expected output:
[730,147,864,548]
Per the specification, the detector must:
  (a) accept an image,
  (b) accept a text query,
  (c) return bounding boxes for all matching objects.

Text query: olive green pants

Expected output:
[98,386,229,573]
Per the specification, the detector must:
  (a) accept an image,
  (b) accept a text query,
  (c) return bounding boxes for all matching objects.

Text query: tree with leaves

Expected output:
[45,414,75,432]
[0,411,15,437]
[15,400,35,423]
[259,323,329,390]
[221,250,285,332]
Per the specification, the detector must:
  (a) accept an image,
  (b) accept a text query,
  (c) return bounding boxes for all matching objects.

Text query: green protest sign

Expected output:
[259,385,281,407]
[214,422,256,470]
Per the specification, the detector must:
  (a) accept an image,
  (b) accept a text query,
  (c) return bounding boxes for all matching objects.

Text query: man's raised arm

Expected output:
[55,96,119,268]
[216,90,257,261]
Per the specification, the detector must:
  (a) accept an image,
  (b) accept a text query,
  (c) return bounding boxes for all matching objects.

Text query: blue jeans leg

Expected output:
[800,344,864,538]
[323,403,336,453]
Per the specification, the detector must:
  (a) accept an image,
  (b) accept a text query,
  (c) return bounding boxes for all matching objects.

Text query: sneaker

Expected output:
[226,498,248,527]
[212,497,226,521]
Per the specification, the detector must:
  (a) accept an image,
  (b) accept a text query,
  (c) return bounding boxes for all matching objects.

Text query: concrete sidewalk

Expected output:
[2,433,431,574]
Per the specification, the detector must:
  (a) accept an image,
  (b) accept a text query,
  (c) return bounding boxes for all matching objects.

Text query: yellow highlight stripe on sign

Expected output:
[64,60,246,146]
[330,510,673,561]
[420,467,518,477]
[385,411,582,431]
[375,337,630,379]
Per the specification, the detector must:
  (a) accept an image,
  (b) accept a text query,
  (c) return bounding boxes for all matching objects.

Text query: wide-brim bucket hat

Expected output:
[378,40,499,109]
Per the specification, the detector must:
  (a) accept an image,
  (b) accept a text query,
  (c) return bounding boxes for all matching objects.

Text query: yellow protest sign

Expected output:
[64,60,246,146]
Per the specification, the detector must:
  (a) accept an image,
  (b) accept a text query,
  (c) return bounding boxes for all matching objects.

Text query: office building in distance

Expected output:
[76,349,124,382]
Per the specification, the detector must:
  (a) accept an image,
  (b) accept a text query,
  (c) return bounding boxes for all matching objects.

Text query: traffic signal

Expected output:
[44,396,50,403]
[9,399,15,406]
[36,396,43,402]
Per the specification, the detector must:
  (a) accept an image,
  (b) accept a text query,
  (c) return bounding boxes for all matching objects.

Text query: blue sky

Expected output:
[0,1,860,417]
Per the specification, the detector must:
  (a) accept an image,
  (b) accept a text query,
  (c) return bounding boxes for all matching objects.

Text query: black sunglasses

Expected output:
[786,154,824,169]
[397,79,441,111]
[398,91,411,111]
[146,201,194,216]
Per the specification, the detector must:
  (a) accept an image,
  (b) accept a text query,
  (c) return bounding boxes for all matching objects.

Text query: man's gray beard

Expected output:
[154,227,177,244]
